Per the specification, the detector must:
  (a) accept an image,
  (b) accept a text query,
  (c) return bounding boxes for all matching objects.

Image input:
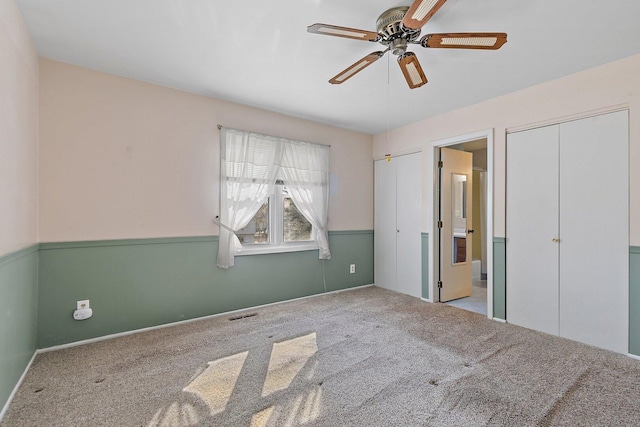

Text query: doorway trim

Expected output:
[430,129,495,319]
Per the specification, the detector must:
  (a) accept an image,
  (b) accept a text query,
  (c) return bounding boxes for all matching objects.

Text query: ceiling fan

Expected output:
[307,0,507,89]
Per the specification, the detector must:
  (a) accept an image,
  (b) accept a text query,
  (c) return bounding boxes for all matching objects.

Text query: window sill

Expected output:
[236,243,319,256]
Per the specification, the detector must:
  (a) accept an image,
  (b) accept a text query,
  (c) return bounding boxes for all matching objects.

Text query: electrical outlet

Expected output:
[349,264,356,274]
[77,299,90,310]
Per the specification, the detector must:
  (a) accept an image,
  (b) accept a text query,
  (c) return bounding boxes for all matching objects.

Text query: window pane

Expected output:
[237,201,269,244]
[283,197,312,242]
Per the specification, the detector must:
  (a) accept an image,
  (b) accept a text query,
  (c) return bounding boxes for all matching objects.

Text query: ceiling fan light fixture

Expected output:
[391,38,408,56]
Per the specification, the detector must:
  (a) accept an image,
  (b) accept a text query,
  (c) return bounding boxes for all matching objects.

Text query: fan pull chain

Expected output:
[386,52,391,148]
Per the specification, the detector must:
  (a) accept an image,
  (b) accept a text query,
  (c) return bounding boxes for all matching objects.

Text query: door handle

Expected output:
[467,229,474,234]
[552,237,560,243]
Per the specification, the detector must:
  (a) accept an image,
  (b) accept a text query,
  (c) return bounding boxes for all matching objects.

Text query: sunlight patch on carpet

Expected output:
[251,405,275,427]
[183,351,248,415]
[147,401,200,427]
[273,385,323,426]
[262,333,318,397]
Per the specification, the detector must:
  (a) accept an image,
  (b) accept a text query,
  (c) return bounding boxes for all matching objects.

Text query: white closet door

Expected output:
[506,125,560,336]
[558,111,629,353]
[396,153,422,298]
[374,158,397,291]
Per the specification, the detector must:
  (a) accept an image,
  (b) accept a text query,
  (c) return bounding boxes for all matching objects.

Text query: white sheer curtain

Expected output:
[280,141,331,259]
[217,128,281,269]
[217,127,331,268]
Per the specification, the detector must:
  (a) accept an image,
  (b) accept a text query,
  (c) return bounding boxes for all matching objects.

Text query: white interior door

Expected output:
[396,153,422,298]
[558,111,629,353]
[506,125,560,336]
[374,158,397,291]
[439,148,473,302]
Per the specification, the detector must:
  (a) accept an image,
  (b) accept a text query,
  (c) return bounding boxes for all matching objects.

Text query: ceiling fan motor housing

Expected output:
[376,7,420,55]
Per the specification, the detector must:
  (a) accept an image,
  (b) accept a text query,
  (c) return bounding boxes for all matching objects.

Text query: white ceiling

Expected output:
[15,0,640,135]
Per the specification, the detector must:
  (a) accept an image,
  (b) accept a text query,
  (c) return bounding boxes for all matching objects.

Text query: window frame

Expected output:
[235,182,318,256]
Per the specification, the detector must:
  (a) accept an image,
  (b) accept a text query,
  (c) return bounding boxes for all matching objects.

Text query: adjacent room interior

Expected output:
[439,139,489,316]
[2,0,640,425]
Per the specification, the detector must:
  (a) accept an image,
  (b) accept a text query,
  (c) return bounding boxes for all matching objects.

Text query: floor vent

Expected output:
[229,312,258,321]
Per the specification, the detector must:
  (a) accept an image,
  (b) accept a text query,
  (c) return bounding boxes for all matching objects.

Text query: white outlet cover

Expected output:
[77,299,90,310]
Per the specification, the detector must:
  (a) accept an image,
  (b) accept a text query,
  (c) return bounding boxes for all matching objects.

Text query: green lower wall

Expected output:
[37,231,373,348]
[630,246,640,355]
[493,237,506,320]
[421,233,429,300]
[0,245,39,412]
[4,234,638,409]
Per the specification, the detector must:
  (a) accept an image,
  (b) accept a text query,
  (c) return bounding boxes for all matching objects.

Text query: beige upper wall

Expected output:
[0,0,39,256]
[374,53,640,245]
[38,59,373,242]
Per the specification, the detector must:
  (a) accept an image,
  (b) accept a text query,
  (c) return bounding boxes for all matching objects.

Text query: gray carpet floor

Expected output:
[3,286,640,426]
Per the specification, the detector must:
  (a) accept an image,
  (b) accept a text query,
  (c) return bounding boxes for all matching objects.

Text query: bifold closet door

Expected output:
[374,153,421,298]
[395,153,421,297]
[558,111,629,354]
[374,158,397,292]
[506,125,560,336]
[507,110,629,354]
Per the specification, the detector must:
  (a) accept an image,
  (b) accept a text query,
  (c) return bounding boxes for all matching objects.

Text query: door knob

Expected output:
[467,229,474,234]
[552,237,560,243]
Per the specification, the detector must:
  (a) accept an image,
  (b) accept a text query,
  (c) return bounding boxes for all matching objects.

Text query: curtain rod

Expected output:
[216,124,331,147]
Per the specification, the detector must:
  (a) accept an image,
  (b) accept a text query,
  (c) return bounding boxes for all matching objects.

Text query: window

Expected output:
[283,187,313,242]
[217,127,330,268]
[236,183,316,255]
[236,201,269,244]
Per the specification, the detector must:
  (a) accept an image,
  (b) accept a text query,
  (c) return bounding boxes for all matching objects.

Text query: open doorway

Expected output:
[443,140,488,315]
[431,131,493,318]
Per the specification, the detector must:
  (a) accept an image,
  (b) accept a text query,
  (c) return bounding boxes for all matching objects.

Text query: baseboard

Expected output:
[421,297,434,303]
[0,351,37,423]
[330,284,373,294]
[627,353,640,361]
[38,284,374,353]
[492,317,507,323]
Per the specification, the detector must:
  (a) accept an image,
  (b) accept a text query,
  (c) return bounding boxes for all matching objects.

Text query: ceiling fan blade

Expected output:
[307,23,379,42]
[398,52,428,89]
[402,0,448,30]
[329,51,387,84]
[421,33,508,50]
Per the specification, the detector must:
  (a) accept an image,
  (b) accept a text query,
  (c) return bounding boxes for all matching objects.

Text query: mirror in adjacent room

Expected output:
[452,173,467,264]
